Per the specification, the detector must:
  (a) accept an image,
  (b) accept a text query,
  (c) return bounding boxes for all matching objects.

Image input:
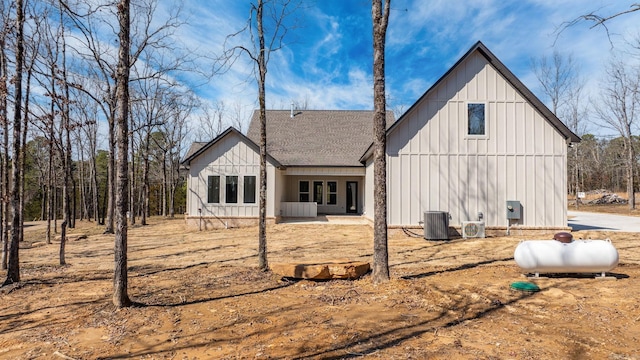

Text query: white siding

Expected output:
[187,132,276,218]
[387,52,568,228]
[364,159,374,220]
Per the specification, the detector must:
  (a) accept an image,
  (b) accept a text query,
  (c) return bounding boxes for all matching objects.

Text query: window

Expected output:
[226,176,238,203]
[244,176,256,204]
[313,181,323,204]
[327,181,337,205]
[207,176,220,203]
[468,103,486,135]
[299,181,310,202]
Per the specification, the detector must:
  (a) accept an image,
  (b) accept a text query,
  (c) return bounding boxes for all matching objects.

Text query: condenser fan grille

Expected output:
[462,221,485,239]
[464,223,479,236]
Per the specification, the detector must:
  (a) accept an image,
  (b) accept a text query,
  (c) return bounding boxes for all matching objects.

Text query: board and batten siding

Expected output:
[386,51,567,228]
[187,131,276,218]
[363,159,374,220]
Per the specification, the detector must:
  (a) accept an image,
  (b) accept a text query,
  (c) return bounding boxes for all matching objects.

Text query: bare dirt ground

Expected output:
[2,214,640,360]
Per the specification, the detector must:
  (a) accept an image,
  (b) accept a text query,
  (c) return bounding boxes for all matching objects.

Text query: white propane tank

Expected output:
[514,239,619,275]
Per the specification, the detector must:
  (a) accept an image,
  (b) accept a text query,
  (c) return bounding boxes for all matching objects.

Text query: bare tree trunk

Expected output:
[141,132,149,225]
[4,0,25,285]
[627,139,636,210]
[256,0,268,271]
[90,132,100,223]
[574,146,579,209]
[129,129,136,225]
[105,118,115,233]
[161,152,167,217]
[19,35,36,243]
[46,141,53,243]
[113,0,132,307]
[371,0,391,284]
[0,22,8,270]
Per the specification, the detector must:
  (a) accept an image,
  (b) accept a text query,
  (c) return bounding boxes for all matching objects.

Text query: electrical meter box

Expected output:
[506,200,521,220]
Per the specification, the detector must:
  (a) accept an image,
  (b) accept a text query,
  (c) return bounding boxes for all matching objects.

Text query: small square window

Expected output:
[468,103,485,135]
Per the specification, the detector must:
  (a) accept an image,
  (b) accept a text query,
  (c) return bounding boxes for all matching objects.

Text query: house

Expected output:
[182,41,580,232]
[181,110,393,229]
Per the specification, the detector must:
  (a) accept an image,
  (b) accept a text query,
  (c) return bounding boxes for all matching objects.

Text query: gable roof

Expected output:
[246,110,395,167]
[386,41,581,144]
[181,127,283,168]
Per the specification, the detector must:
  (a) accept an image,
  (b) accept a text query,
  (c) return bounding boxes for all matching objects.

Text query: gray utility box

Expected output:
[423,211,449,240]
[506,200,521,220]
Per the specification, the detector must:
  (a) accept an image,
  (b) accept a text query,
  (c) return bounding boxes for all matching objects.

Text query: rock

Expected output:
[588,193,627,205]
[270,261,370,280]
[54,234,88,242]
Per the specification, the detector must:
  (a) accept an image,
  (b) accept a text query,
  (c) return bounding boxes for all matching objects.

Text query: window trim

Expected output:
[466,102,488,138]
[327,181,337,205]
[313,181,324,204]
[207,175,220,204]
[225,175,238,204]
[299,180,310,202]
[243,175,256,204]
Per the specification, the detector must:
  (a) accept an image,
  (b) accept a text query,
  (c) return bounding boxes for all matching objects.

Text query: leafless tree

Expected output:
[0,0,11,270]
[531,51,586,208]
[371,0,391,284]
[231,101,251,134]
[194,101,225,142]
[593,58,640,210]
[559,4,640,45]
[223,0,301,271]
[60,0,185,234]
[4,0,25,285]
[113,0,132,307]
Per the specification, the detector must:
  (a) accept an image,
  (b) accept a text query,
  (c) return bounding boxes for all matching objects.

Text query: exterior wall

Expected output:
[274,168,285,218]
[186,132,275,219]
[386,52,568,228]
[184,215,277,230]
[363,159,374,221]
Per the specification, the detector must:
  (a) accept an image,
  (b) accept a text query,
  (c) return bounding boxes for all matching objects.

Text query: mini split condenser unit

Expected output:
[461,221,485,239]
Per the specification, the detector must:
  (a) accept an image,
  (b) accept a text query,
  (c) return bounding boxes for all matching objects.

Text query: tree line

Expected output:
[1,0,197,290]
[3,0,637,305]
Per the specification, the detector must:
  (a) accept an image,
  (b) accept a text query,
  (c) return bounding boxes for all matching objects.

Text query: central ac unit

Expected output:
[462,221,485,239]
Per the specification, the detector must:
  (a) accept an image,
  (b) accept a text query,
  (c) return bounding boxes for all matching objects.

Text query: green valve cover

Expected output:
[510,281,540,292]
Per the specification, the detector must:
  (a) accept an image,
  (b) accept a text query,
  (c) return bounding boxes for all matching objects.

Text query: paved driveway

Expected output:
[568,210,640,232]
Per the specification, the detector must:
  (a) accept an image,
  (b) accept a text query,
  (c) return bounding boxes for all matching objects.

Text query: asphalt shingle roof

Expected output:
[183,141,207,162]
[246,110,395,167]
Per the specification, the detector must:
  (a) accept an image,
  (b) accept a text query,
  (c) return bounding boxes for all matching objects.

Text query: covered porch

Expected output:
[275,167,365,219]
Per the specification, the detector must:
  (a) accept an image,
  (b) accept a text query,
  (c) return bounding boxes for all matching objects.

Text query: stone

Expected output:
[270,261,370,280]
[54,234,88,242]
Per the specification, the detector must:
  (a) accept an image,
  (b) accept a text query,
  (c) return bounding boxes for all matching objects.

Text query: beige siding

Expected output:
[387,52,568,227]
[364,159,374,220]
[187,132,275,218]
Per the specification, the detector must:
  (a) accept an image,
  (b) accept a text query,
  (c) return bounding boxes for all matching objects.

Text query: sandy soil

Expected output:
[1,216,640,359]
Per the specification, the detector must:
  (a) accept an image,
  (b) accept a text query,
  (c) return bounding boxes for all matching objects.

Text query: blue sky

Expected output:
[176,0,640,136]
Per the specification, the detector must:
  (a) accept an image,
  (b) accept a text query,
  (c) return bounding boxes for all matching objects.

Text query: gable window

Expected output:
[207,176,220,203]
[313,181,323,204]
[299,181,310,202]
[226,176,238,203]
[244,176,256,204]
[467,103,486,136]
[327,181,337,205]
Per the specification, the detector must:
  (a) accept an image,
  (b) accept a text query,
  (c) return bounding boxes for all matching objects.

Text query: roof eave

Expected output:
[181,127,285,169]
[386,41,581,144]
